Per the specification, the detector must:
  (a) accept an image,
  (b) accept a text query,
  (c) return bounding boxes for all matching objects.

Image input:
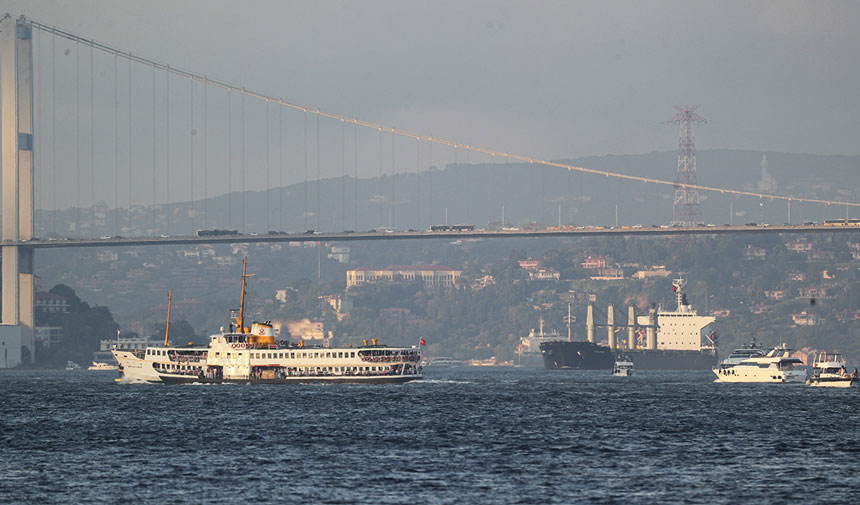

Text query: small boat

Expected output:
[807,352,858,388]
[65,361,81,371]
[612,355,634,376]
[87,361,119,371]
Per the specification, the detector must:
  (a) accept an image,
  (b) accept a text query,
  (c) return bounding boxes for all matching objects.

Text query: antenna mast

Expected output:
[164,289,172,346]
[666,105,708,226]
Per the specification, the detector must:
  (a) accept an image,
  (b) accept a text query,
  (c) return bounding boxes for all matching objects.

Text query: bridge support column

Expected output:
[1,16,35,364]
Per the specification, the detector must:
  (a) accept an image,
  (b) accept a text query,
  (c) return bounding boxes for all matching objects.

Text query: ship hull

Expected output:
[160,374,420,385]
[541,341,717,370]
[540,341,614,370]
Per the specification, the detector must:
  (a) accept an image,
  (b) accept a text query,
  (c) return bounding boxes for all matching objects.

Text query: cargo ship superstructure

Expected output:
[541,277,718,370]
[113,258,422,384]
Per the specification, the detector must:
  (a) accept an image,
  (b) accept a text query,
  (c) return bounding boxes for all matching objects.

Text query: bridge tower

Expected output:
[666,105,707,227]
[0,15,35,365]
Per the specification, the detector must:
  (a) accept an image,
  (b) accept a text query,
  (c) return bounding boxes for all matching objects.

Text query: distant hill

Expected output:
[35,150,860,238]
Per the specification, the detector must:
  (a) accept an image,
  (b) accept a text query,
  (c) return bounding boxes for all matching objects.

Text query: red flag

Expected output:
[420,338,426,346]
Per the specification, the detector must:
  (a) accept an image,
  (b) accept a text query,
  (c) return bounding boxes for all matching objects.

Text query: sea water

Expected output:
[1,367,858,504]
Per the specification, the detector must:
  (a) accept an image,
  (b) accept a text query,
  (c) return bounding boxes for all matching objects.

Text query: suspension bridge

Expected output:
[3,14,860,363]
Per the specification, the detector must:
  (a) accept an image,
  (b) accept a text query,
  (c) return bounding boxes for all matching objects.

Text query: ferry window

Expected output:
[314,353,319,358]
[227,353,232,357]
[215,352,220,357]
[338,352,343,358]
[290,353,295,359]
[351,352,355,358]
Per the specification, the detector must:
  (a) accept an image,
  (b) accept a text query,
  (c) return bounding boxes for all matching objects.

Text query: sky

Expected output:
[11,0,860,157]
[6,0,860,211]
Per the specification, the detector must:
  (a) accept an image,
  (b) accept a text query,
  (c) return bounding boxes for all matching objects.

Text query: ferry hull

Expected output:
[541,341,717,370]
[160,374,421,385]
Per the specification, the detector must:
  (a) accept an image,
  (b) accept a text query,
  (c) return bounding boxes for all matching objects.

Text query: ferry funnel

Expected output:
[607,304,616,350]
[628,305,636,350]
[586,303,595,343]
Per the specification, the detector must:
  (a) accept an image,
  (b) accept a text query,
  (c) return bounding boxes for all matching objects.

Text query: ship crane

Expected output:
[586,303,658,350]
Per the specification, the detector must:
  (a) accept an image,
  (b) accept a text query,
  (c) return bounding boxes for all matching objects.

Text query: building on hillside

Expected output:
[34,326,63,349]
[529,269,560,281]
[590,267,624,280]
[792,311,821,326]
[346,265,462,289]
[788,272,805,281]
[283,319,331,344]
[798,286,827,299]
[518,259,541,270]
[763,290,785,300]
[807,249,836,262]
[471,275,496,291]
[785,239,812,252]
[580,256,607,269]
[743,245,767,259]
[36,292,70,314]
[633,265,672,279]
[328,246,350,263]
[97,250,118,262]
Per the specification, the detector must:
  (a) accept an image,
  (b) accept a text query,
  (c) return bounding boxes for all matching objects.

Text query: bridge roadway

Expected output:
[9,224,860,249]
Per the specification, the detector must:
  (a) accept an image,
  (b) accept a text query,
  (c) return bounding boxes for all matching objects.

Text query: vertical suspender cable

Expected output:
[353,124,358,231]
[316,112,320,231]
[390,131,395,229]
[190,77,195,235]
[127,55,132,230]
[113,53,118,235]
[278,103,283,232]
[152,63,157,231]
[378,128,382,227]
[416,138,421,229]
[227,90,232,228]
[464,146,469,223]
[241,92,245,231]
[75,41,80,235]
[90,41,95,233]
[166,69,171,234]
[303,109,308,231]
[265,101,270,233]
[428,140,433,225]
[341,120,345,231]
[51,33,57,235]
[203,82,208,229]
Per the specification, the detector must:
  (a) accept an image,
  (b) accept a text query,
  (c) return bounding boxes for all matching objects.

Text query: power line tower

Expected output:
[666,105,708,226]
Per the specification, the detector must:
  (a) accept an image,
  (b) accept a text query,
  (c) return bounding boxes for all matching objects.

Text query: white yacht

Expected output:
[612,355,634,376]
[87,361,119,371]
[65,361,81,371]
[113,257,422,385]
[713,338,766,372]
[806,352,857,388]
[713,344,806,383]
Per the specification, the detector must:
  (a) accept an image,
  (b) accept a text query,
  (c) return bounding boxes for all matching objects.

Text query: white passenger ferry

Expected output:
[713,344,806,383]
[113,258,422,385]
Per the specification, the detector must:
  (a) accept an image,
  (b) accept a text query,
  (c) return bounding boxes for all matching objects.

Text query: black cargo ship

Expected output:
[539,340,717,370]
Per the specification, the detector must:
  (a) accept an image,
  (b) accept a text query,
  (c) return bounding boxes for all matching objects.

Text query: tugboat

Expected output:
[612,355,634,376]
[113,257,422,384]
[807,352,858,388]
